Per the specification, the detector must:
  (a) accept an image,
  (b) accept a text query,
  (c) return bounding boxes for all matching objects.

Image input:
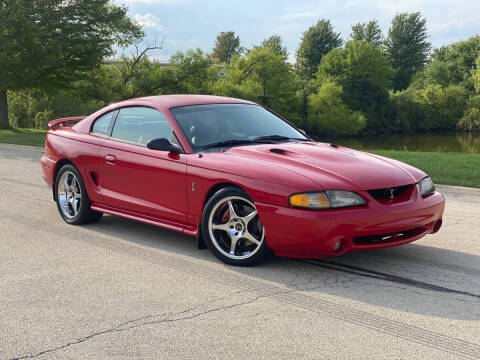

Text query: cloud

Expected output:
[117,0,479,64]
[134,13,163,31]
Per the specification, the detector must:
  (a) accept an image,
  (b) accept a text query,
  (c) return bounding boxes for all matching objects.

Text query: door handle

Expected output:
[105,154,116,164]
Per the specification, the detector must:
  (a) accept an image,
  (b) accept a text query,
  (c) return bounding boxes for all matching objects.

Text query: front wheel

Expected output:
[54,164,103,225]
[201,187,271,266]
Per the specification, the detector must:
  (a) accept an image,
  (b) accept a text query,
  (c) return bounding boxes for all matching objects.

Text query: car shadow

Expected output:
[84,214,480,321]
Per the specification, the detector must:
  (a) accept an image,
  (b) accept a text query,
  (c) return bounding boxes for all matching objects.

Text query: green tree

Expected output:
[0,0,143,128]
[316,41,393,132]
[385,12,431,91]
[214,47,301,120]
[307,81,366,136]
[296,19,342,80]
[117,49,215,98]
[167,49,216,94]
[212,31,242,64]
[7,49,216,129]
[75,64,124,104]
[423,36,480,91]
[349,20,383,47]
[118,56,162,99]
[256,35,288,59]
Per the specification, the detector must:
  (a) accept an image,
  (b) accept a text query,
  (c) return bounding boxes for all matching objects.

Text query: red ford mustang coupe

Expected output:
[41,95,445,266]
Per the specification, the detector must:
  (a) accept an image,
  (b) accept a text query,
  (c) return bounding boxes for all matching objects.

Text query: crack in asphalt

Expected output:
[299,259,480,300]
[8,290,269,360]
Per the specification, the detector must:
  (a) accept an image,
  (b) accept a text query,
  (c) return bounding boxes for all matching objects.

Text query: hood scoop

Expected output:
[267,148,306,158]
[269,148,287,154]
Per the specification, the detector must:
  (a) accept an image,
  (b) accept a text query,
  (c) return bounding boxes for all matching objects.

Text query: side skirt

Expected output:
[90,204,198,238]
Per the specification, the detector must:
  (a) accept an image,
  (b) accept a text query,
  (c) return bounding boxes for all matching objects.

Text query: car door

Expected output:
[97,106,188,227]
[82,109,119,204]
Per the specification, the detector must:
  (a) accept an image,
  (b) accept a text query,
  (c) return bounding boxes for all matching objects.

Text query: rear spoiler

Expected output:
[47,116,86,129]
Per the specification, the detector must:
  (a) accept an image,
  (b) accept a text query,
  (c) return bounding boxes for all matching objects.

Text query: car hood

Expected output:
[225,142,426,190]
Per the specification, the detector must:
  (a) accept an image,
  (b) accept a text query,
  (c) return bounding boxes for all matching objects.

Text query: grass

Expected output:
[370,150,480,189]
[0,128,478,188]
[0,128,47,147]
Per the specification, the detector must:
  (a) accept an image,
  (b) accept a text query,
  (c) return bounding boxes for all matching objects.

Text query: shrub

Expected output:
[388,89,426,132]
[388,84,467,132]
[34,110,54,129]
[307,81,366,136]
[458,95,480,131]
[8,90,38,128]
[420,84,467,129]
[8,88,104,129]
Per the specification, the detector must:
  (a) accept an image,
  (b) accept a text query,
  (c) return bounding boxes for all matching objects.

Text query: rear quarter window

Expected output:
[91,111,117,136]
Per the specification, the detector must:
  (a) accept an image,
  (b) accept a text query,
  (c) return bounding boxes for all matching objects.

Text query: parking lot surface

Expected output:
[1,143,479,359]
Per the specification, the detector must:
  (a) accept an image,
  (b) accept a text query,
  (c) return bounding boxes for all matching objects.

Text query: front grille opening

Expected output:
[354,226,426,245]
[367,184,412,204]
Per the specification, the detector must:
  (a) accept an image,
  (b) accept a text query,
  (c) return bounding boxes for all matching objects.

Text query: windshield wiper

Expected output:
[254,135,312,142]
[202,139,268,150]
[202,135,312,150]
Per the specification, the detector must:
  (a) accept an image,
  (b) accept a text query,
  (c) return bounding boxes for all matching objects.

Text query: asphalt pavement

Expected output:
[1,143,479,359]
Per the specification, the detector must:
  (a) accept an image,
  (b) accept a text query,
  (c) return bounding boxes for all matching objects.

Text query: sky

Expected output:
[114,0,480,62]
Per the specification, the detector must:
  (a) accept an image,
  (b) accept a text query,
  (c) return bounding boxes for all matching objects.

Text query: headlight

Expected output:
[289,191,366,209]
[418,177,435,197]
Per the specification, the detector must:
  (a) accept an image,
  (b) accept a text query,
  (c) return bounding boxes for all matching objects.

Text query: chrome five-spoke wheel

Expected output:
[55,164,102,225]
[57,170,82,219]
[208,195,265,261]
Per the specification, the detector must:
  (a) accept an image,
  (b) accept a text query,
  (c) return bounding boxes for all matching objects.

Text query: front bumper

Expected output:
[256,189,445,258]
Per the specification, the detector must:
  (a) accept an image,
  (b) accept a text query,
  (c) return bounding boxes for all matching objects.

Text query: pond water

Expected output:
[330,132,480,154]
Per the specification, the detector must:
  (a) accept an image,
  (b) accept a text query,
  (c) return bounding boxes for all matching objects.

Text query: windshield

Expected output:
[170,104,308,152]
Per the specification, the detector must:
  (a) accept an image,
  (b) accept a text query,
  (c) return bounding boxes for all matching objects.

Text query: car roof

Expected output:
[134,95,256,108]
[72,95,258,135]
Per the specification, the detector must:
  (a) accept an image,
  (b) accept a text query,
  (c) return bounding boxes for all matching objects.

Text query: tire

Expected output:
[201,186,271,266]
[54,164,103,225]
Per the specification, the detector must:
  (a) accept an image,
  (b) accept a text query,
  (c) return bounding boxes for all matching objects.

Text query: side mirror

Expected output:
[299,129,307,136]
[147,138,182,153]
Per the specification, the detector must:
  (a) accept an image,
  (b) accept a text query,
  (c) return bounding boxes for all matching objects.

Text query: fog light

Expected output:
[334,239,344,253]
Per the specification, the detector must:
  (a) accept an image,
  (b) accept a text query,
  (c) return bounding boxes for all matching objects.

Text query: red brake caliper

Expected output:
[221,207,230,223]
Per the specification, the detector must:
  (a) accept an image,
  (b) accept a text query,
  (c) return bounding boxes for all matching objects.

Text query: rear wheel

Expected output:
[55,164,103,225]
[201,187,271,266]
